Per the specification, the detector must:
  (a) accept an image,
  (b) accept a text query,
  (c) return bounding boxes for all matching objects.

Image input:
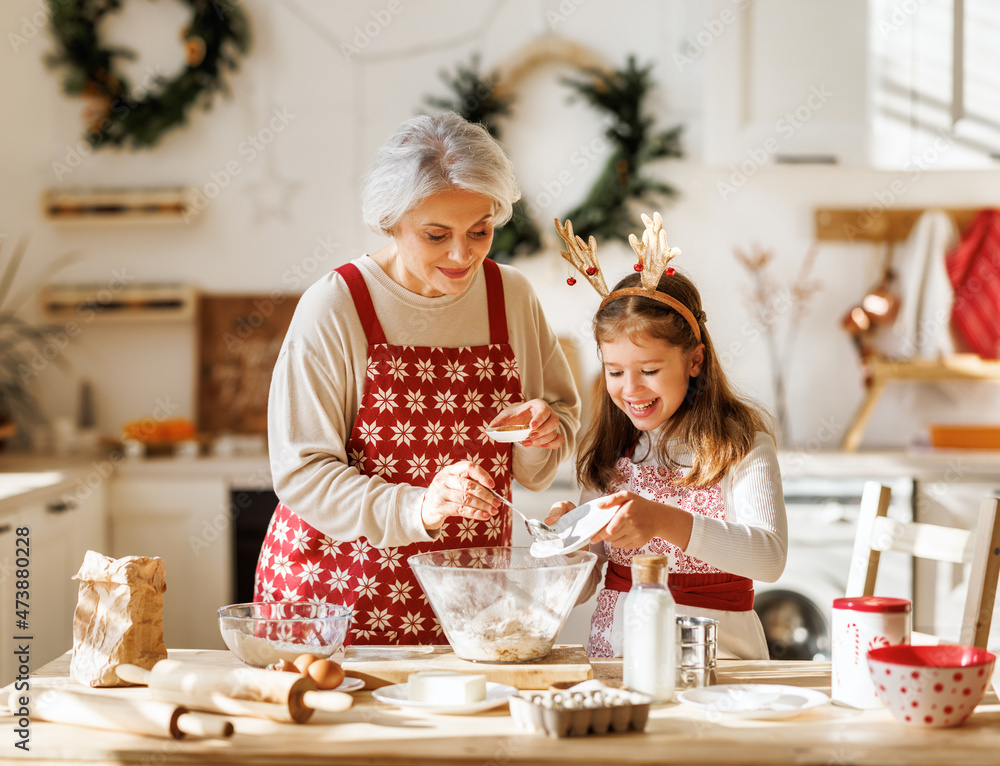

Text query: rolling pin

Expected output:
[2,688,234,740]
[117,659,353,723]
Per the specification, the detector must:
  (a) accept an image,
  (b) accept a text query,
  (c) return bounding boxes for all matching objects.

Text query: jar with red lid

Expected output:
[831,596,911,708]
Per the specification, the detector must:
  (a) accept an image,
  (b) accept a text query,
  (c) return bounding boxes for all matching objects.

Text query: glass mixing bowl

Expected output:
[409,546,597,663]
[218,601,352,668]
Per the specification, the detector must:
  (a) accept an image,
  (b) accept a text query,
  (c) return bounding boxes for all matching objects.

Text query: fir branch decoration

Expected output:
[424,56,542,262]
[561,57,683,243]
[46,0,250,149]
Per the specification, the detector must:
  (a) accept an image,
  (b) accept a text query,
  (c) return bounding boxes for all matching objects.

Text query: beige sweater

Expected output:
[267,255,581,549]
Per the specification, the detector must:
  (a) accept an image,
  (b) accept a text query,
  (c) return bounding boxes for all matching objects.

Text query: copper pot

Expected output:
[840,305,871,336]
[861,285,900,326]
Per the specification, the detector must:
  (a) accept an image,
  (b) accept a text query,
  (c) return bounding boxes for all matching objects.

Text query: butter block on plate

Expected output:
[407,671,487,704]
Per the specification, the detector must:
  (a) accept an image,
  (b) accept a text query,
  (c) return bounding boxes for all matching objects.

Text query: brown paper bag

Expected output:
[70,550,168,687]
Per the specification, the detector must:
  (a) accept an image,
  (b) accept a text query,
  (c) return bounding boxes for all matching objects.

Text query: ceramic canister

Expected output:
[831,596,911,708]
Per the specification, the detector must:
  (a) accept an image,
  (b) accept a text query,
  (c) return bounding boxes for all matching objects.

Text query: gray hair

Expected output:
[361,112,521,237]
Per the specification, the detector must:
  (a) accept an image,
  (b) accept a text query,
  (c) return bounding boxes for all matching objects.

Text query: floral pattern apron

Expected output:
[254,259,517,644]
[588,457,753,657]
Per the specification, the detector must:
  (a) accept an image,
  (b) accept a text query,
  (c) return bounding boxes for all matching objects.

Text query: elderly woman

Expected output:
[254,112,581,644]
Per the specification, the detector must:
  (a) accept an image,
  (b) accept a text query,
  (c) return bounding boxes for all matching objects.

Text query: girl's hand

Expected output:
[420,460,500,531]
[544,500,576,527]
[488,399,564,449]
[592,491,678,550]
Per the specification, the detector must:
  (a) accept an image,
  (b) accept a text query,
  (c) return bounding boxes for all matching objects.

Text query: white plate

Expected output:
[530,496,616,557]
[483,425,532,443]
[335,677,365,693]
[372,682,517,714]
[676,684,830,719]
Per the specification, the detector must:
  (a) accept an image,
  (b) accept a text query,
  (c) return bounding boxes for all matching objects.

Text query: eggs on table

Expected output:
[273,653,346,690]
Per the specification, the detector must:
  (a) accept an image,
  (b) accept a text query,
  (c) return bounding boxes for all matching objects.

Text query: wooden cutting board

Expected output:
[342,644,592,690]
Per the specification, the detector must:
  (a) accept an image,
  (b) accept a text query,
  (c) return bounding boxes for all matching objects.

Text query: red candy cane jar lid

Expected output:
[833,596,911,613]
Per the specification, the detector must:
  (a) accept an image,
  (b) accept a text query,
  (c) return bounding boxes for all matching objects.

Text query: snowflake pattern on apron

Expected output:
[254,260,518,644]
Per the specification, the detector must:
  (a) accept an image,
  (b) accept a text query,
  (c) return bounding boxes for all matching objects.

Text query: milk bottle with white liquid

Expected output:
[623,554,676,701]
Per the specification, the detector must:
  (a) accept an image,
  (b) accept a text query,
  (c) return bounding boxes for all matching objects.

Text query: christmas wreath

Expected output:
[561,57,683,243]
[46,0,250,149]
[423,54,682,259]
[424,56,542,262]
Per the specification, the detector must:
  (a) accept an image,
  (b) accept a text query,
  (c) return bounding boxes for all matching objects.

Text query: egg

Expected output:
[307,659,345,690]
[293,653,317,674]
[274,659,299,673]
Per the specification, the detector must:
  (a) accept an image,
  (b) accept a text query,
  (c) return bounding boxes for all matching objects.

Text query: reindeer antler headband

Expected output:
[555,212,704,342]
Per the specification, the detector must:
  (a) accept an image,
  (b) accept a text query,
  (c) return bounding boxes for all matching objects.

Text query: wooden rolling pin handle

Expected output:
[176,711,236,739]
[301,690,354,713]
[116,664,152,685]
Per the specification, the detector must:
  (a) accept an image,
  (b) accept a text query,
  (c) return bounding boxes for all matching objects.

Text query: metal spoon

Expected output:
[485,486,560,542]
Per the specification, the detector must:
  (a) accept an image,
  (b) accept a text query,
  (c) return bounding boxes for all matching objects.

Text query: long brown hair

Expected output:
[577,271,773,492]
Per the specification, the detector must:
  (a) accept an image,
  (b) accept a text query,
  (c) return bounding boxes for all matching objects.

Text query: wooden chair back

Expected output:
[846,481,1000,649]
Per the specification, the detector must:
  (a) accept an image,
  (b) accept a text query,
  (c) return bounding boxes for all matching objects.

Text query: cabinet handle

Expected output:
[46,500,78,514]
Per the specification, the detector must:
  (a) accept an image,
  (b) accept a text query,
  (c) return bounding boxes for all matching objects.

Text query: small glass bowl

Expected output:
[218,601,352,668]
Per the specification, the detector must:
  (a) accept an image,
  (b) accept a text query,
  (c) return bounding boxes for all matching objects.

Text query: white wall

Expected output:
[2,0,999,451]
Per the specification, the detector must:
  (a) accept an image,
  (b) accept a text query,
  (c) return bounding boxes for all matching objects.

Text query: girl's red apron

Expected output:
[254,260,517,644]
[588,457,754,657]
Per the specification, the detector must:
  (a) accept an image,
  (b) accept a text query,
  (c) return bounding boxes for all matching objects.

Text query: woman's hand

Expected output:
[488,399,564,449]
[591,491,693,550]
[544,500,576,527]
[420,460,500,531]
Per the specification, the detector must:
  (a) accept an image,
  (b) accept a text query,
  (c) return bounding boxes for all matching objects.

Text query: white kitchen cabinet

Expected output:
[109,476,230,650]
[700,0,870,168]
[0,515,19,685]
[870,0,1000,169]
[700,1,1000,170]
[30,485,106,672]
[0,483,107,682]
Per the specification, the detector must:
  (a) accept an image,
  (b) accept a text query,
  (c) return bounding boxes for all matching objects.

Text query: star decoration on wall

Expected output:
[245,151,303,223]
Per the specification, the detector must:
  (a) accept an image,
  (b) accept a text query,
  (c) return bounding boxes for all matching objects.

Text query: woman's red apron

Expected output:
[254,259,517,644]
[588,457,753,657]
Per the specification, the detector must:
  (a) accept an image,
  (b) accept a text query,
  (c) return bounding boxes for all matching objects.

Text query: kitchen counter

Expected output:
[5,446,998,493]
[777,447,1000,480]
[6,649,1000,765]
[0,452,271,485]
[0,463,94,515]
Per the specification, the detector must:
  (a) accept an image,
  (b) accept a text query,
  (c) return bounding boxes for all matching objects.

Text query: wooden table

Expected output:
[5,649,1000,765]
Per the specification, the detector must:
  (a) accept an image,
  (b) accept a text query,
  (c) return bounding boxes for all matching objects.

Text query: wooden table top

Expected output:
[5,648,1000,766]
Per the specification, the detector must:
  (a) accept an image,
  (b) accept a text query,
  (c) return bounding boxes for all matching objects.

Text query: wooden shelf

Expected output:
[40,283,198,322]
[842,354,1000,451]
[814,207,984,242]
[42,187,199,225]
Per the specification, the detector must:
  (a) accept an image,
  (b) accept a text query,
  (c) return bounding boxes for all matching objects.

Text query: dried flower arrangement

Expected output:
[733,244,822,445]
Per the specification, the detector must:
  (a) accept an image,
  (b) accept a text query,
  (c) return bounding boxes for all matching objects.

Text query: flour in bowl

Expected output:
[445,596,558,662]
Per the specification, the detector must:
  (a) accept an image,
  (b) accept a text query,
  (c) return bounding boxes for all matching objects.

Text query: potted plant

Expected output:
[0,237,72,450]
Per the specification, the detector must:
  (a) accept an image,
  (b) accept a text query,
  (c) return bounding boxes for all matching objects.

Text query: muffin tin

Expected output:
[508,681,651,738]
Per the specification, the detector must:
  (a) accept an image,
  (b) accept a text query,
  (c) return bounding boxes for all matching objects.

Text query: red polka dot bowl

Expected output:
[867,644,996,727]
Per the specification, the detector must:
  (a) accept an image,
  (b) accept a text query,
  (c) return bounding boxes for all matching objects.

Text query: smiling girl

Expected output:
[549,268,787,660]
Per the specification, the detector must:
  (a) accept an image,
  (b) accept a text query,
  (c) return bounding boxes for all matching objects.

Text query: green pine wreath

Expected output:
[46,0,250,149]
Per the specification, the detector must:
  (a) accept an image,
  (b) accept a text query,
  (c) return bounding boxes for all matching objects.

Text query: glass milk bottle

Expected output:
[623,553,676,701]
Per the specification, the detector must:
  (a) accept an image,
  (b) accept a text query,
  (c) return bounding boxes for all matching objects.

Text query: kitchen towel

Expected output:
[946,208,1000,359]
[876,209,958,359]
